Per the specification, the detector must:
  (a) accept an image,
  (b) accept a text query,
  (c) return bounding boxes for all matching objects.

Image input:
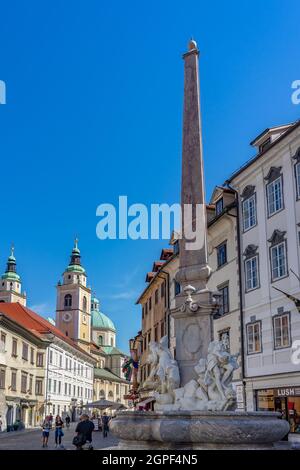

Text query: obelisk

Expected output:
[172,40,218,386]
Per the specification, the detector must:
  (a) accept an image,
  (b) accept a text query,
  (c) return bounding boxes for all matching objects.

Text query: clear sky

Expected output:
[0,0,299,353]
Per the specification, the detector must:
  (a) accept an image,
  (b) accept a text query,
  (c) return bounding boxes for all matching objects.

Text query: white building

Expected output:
[227,120,300,438]
[45,336,94,420]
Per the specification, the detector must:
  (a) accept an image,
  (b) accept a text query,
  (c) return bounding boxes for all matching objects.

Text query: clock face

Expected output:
[62,312,72,323]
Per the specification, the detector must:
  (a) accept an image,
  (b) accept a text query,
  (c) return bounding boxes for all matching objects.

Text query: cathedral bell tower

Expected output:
[0,246,26,305]
[56,239,91,352]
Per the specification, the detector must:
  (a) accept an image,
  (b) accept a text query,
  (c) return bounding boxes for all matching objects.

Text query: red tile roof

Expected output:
[0,303,95,362]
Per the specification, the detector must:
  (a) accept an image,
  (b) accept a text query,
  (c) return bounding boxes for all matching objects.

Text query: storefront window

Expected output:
[256,388,300,434]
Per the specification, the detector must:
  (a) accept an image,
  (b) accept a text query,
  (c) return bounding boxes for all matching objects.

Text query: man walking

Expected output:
[74,414,94,450]
[101,412,110,438]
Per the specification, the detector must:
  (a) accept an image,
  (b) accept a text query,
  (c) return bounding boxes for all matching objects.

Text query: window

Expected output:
[295,162,300,199]
[267,177,283,216]
[219,330,230,352]
[98,335,103,346]
[22,343,28,361]
[49,350,53,364]
[216,197,224,216]
[11,370,17,391]
[217,242,227,267]
[154,325,158,342]
[148,331,151,344]
[270,242,287,281]
[145,302,148,316]
[245,256,259,291]
[259,137,271,153]
[83,296,87,312]
[36,379,43,395]
[69,384,71,395]
[0,368,6,389]
[247,321,262,354]
[29,375,33,394]
[155,289,159,304]
[48,378,52,392]
[58,381,61,394]
[217,285,229,316]
[273,313,291,349]
[30,348,34,364]
[110,337,113,346]
[149,297,152,311]
[242,194,256,231]
[116,384,120,395]
[21,373,27,393]
[53,380,57,393]
[161,282,165,298]
[12,338,17,357]
[64,294,72,308]
[0,332,6,349]
[35,352,43,367]
[174,280,181,296]
[64,383,68,395]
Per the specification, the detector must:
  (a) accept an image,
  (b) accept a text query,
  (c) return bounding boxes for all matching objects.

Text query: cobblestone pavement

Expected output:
[0,423,119,450]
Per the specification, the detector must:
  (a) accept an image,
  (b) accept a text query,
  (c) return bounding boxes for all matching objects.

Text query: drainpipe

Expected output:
[225,183,246,382]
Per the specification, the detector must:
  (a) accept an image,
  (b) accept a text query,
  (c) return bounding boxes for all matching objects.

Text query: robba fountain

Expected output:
[110,40,289,450]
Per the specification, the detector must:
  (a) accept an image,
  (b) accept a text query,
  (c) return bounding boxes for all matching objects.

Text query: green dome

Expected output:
[2,272,20,281]
[91,308,116,331]
[66,264,86,274]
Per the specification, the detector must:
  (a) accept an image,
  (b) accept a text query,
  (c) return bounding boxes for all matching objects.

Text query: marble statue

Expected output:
[143,336,180,410]
[145,336,239,412]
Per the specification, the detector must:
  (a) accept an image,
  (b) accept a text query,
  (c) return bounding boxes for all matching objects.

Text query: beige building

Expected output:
[0,310,47,430]
[207,187,244,397]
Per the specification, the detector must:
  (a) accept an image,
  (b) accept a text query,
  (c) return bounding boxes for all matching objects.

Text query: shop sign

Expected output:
[274,387,300,397]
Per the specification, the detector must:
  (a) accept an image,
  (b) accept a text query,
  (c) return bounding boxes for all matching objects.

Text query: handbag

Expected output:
[72,433,86,446]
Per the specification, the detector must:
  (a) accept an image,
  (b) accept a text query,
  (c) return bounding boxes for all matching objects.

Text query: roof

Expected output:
[160,248,173,260]
[250,123,294,146]
[0,303,95,362]
[226,120,300,183]
[152,261,164,272]
[101,346,126,356]
[91,308,116,331]
[94,367,129,383]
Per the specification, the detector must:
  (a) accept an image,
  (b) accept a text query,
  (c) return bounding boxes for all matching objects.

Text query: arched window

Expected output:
[64,294,72,308]
[98,335,103,346]
[108,391,114,400]
[83,296,87,312]
[99,389,105,399]
[110,337,114,346]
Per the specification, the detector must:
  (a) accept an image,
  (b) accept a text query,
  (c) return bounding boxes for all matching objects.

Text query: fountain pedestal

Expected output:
[110,410,290,450]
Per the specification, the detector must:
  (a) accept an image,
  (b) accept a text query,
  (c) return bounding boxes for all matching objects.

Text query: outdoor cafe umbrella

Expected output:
[83,398,126,410]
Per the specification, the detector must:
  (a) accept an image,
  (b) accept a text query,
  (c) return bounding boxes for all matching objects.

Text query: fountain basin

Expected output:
[110,410,290,449]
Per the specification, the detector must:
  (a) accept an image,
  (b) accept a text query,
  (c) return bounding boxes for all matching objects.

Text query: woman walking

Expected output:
[54,414,64,449]
[41,416,51,448]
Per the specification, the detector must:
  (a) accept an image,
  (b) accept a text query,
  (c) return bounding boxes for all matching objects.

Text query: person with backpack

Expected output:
[54,415,64,449]
[73,414,95,450]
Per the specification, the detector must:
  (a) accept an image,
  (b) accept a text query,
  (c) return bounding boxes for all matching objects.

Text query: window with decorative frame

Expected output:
[243,245,260,292]
[265,167,284,217]
[241,186,257,232]
[246,321,262,354]
[268,230,288,282]
[273,312,291,349]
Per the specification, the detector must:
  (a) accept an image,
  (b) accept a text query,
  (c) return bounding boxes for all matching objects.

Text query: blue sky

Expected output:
[0,0,299,353]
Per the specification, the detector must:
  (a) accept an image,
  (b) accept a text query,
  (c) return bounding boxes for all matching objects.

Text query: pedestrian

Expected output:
[73,414,94,450]
[101,412,110,438]
[0,415,2,432]
[48,413,53,429]
[41,416,51,448]
[54,414,64,449]
[65,415,71,429]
